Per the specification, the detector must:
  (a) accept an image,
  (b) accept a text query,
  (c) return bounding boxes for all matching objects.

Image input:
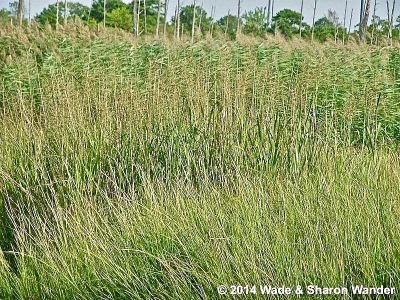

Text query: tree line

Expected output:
[1,0,400,44]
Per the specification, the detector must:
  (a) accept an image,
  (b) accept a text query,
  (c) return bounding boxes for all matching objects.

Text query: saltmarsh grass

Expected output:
[0,24,400,299]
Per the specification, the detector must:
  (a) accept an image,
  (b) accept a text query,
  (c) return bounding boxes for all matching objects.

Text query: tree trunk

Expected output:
[311,0,317,41]
[56,0,59,30]
[370,0,377,44]
[181,20,184,37]
[334,23,338,43]
[28,0,31,26]
[360,0,365,25]
[133,0,138,36]
[198,2,203,35]
[177,0,181,39]
[103,0,106,27]
[267,0,271,28]
[17,0,24,26]
[236,0,241,39]
[299,0,304,37]
[191,0,196,43]
[163,0,169,38]
[225,9,230,37]
[359,0,371,42]
[386,1,390,40]
[348,8,353,42]
[390,0,396,45]
[143,0,147,34]
[137,0,141,35]
[271,0,274,18]
[343,0,348,44]
[156,0,162,37]
[209,5,215,37]
[64,0,68,25]
[174,5,178,38]
[272,0,277,36]
[386,0,396,45]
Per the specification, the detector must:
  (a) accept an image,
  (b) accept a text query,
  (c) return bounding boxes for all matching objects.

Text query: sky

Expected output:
[2,0,399,27]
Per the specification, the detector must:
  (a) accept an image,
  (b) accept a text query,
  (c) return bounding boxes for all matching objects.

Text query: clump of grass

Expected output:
[0,26,400,299]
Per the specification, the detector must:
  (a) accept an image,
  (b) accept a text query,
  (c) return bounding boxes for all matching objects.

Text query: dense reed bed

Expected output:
[0,25,400,299]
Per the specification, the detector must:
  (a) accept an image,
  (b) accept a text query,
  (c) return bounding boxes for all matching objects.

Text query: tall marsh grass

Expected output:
[0,25,400,299]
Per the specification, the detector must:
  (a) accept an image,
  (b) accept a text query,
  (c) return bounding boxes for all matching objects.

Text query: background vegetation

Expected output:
[2,0,400,43]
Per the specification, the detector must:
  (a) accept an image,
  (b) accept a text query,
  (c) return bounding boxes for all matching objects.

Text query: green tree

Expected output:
[179,5,212,35]
[0,9,12,26]
[314,17,338,42]
[242,7,268,37]
[272,9,309,38]
[312,10,346,42]
[127,0,160,34]
[35,3,60,25]
[35,2,90,26]
[217,14,239,39]
[68,2,90,21]
[90,0,127,23]
[107,6,132,30]
[368,16,389,42]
